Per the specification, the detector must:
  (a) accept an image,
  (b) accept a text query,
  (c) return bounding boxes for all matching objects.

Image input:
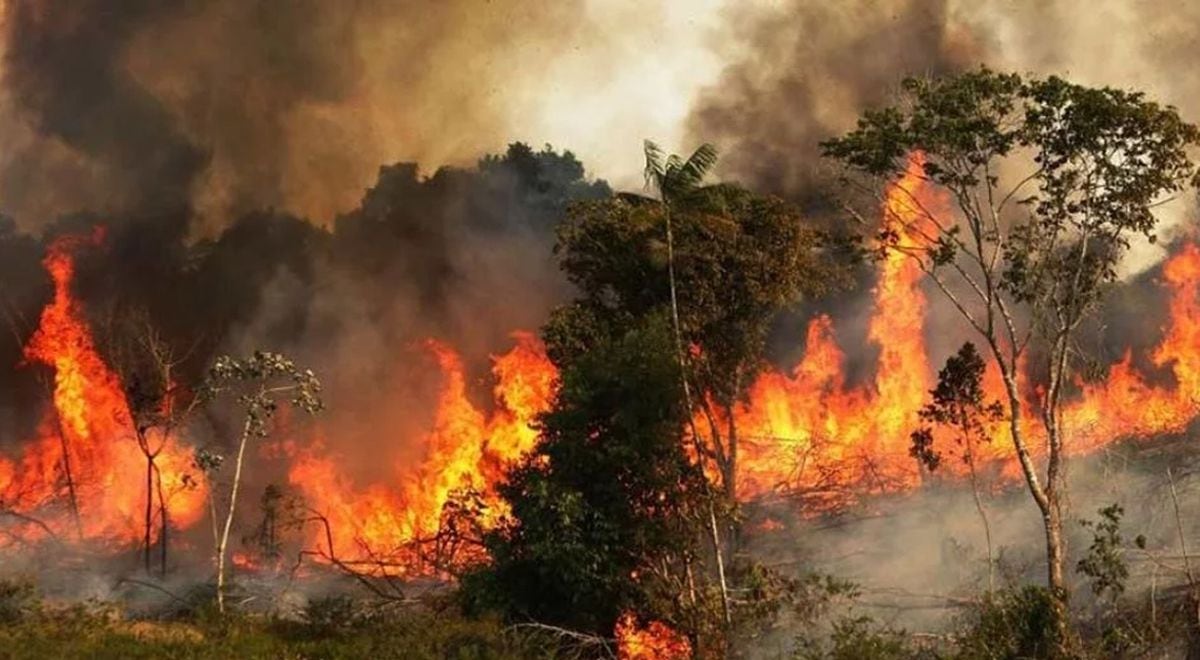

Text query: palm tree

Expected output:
[639,140,719,416]
[642,140,719,206]
[640,140,731,625]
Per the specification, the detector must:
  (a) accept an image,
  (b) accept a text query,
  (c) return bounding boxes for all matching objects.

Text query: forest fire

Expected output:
[5,1,1200,653]
[285,333,556,569]
[614,612,692,659]
[0,232,205,547]
[733,154,939,502]
[732,157,1200,504]
[5,165,1200,564]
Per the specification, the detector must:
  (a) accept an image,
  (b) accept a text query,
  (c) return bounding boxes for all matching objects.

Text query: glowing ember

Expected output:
[614,612,692,660]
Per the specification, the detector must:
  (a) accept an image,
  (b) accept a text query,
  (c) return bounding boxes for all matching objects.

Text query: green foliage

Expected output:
[954,586,1068,660]
[200,351,323,438]
[552,147,844,501]
[793,616,921,660]
[1076,504,1128,602]
[554,181,837,401]
[822,67,1200,329]
[910,342,1003,472]
[643,140,721,204]
[301,594,362,634]
[462,317,711,636]
[730,565,861,648]
[824,69,1200,649]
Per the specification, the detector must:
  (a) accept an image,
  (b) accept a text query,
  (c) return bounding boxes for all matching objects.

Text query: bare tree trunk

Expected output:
[964,442,994,593]
[155,463,168,576]
[143,454,153,573]
[724,407,738,504]
[1043,490,1066,597]
[216,416,253,614]
[664,205,732,627]
[997,362,1069,651]
[707,501,731,626]
[52,414,82,539]
[1042,334,1072,653]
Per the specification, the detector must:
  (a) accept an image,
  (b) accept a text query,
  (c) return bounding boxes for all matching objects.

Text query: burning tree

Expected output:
[198,351,322,613]
[823,68,1200,649]
[116,319,200,577]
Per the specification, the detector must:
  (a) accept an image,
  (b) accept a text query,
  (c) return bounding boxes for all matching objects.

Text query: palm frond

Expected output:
[674,143,719,191]
[643,140,666,191]
[643,140,721,204]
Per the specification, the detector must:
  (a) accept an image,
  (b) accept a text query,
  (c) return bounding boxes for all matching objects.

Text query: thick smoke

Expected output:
[688,0,1200,269]
[687,0,977,206]
[0,1,205,223]
[0,1,600,228]
[0,0,715,230]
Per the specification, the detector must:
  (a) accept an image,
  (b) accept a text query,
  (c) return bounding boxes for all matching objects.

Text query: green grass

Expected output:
[0,606,556,660]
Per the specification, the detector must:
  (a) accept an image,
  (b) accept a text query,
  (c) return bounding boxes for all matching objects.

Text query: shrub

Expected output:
[0,579,38,623]
[955,586,1065,660]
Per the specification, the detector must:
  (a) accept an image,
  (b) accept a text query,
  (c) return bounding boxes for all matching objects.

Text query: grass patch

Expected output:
[0,604,556,659]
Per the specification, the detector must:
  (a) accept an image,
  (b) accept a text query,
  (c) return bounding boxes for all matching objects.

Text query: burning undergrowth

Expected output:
[2,153,1200,585]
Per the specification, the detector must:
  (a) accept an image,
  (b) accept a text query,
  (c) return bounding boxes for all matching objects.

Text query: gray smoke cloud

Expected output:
[687,0,1200,271]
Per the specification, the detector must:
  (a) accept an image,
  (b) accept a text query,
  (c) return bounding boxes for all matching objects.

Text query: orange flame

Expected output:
[8,162,1200,571]
[733,154,1200,506]
[614,612,692,660]
[0,233,205,545]
[735,154,939,502]
[287,332,557,569]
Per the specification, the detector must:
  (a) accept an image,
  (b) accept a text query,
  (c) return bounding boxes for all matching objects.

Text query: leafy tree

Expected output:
[910,342,1004,591]
[792,615,917,660]
[463,317,717,646]
[549,142,840,504]
[823,68,1200,647]
[1076,504,1128,603]
[545,142,843,634]
[198,351,322,613]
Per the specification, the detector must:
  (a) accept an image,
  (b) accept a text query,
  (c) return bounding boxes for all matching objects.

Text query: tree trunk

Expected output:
[707,501,731,627]
[964,444,994,593]
[155,463,169,576]
[663,203,733,628]
[144,454,153,573]
[996,363,1070,653]
[53,414,82,539]
[1043,491,1069,653]
[216,416,254,614]
[724,408,738,504]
